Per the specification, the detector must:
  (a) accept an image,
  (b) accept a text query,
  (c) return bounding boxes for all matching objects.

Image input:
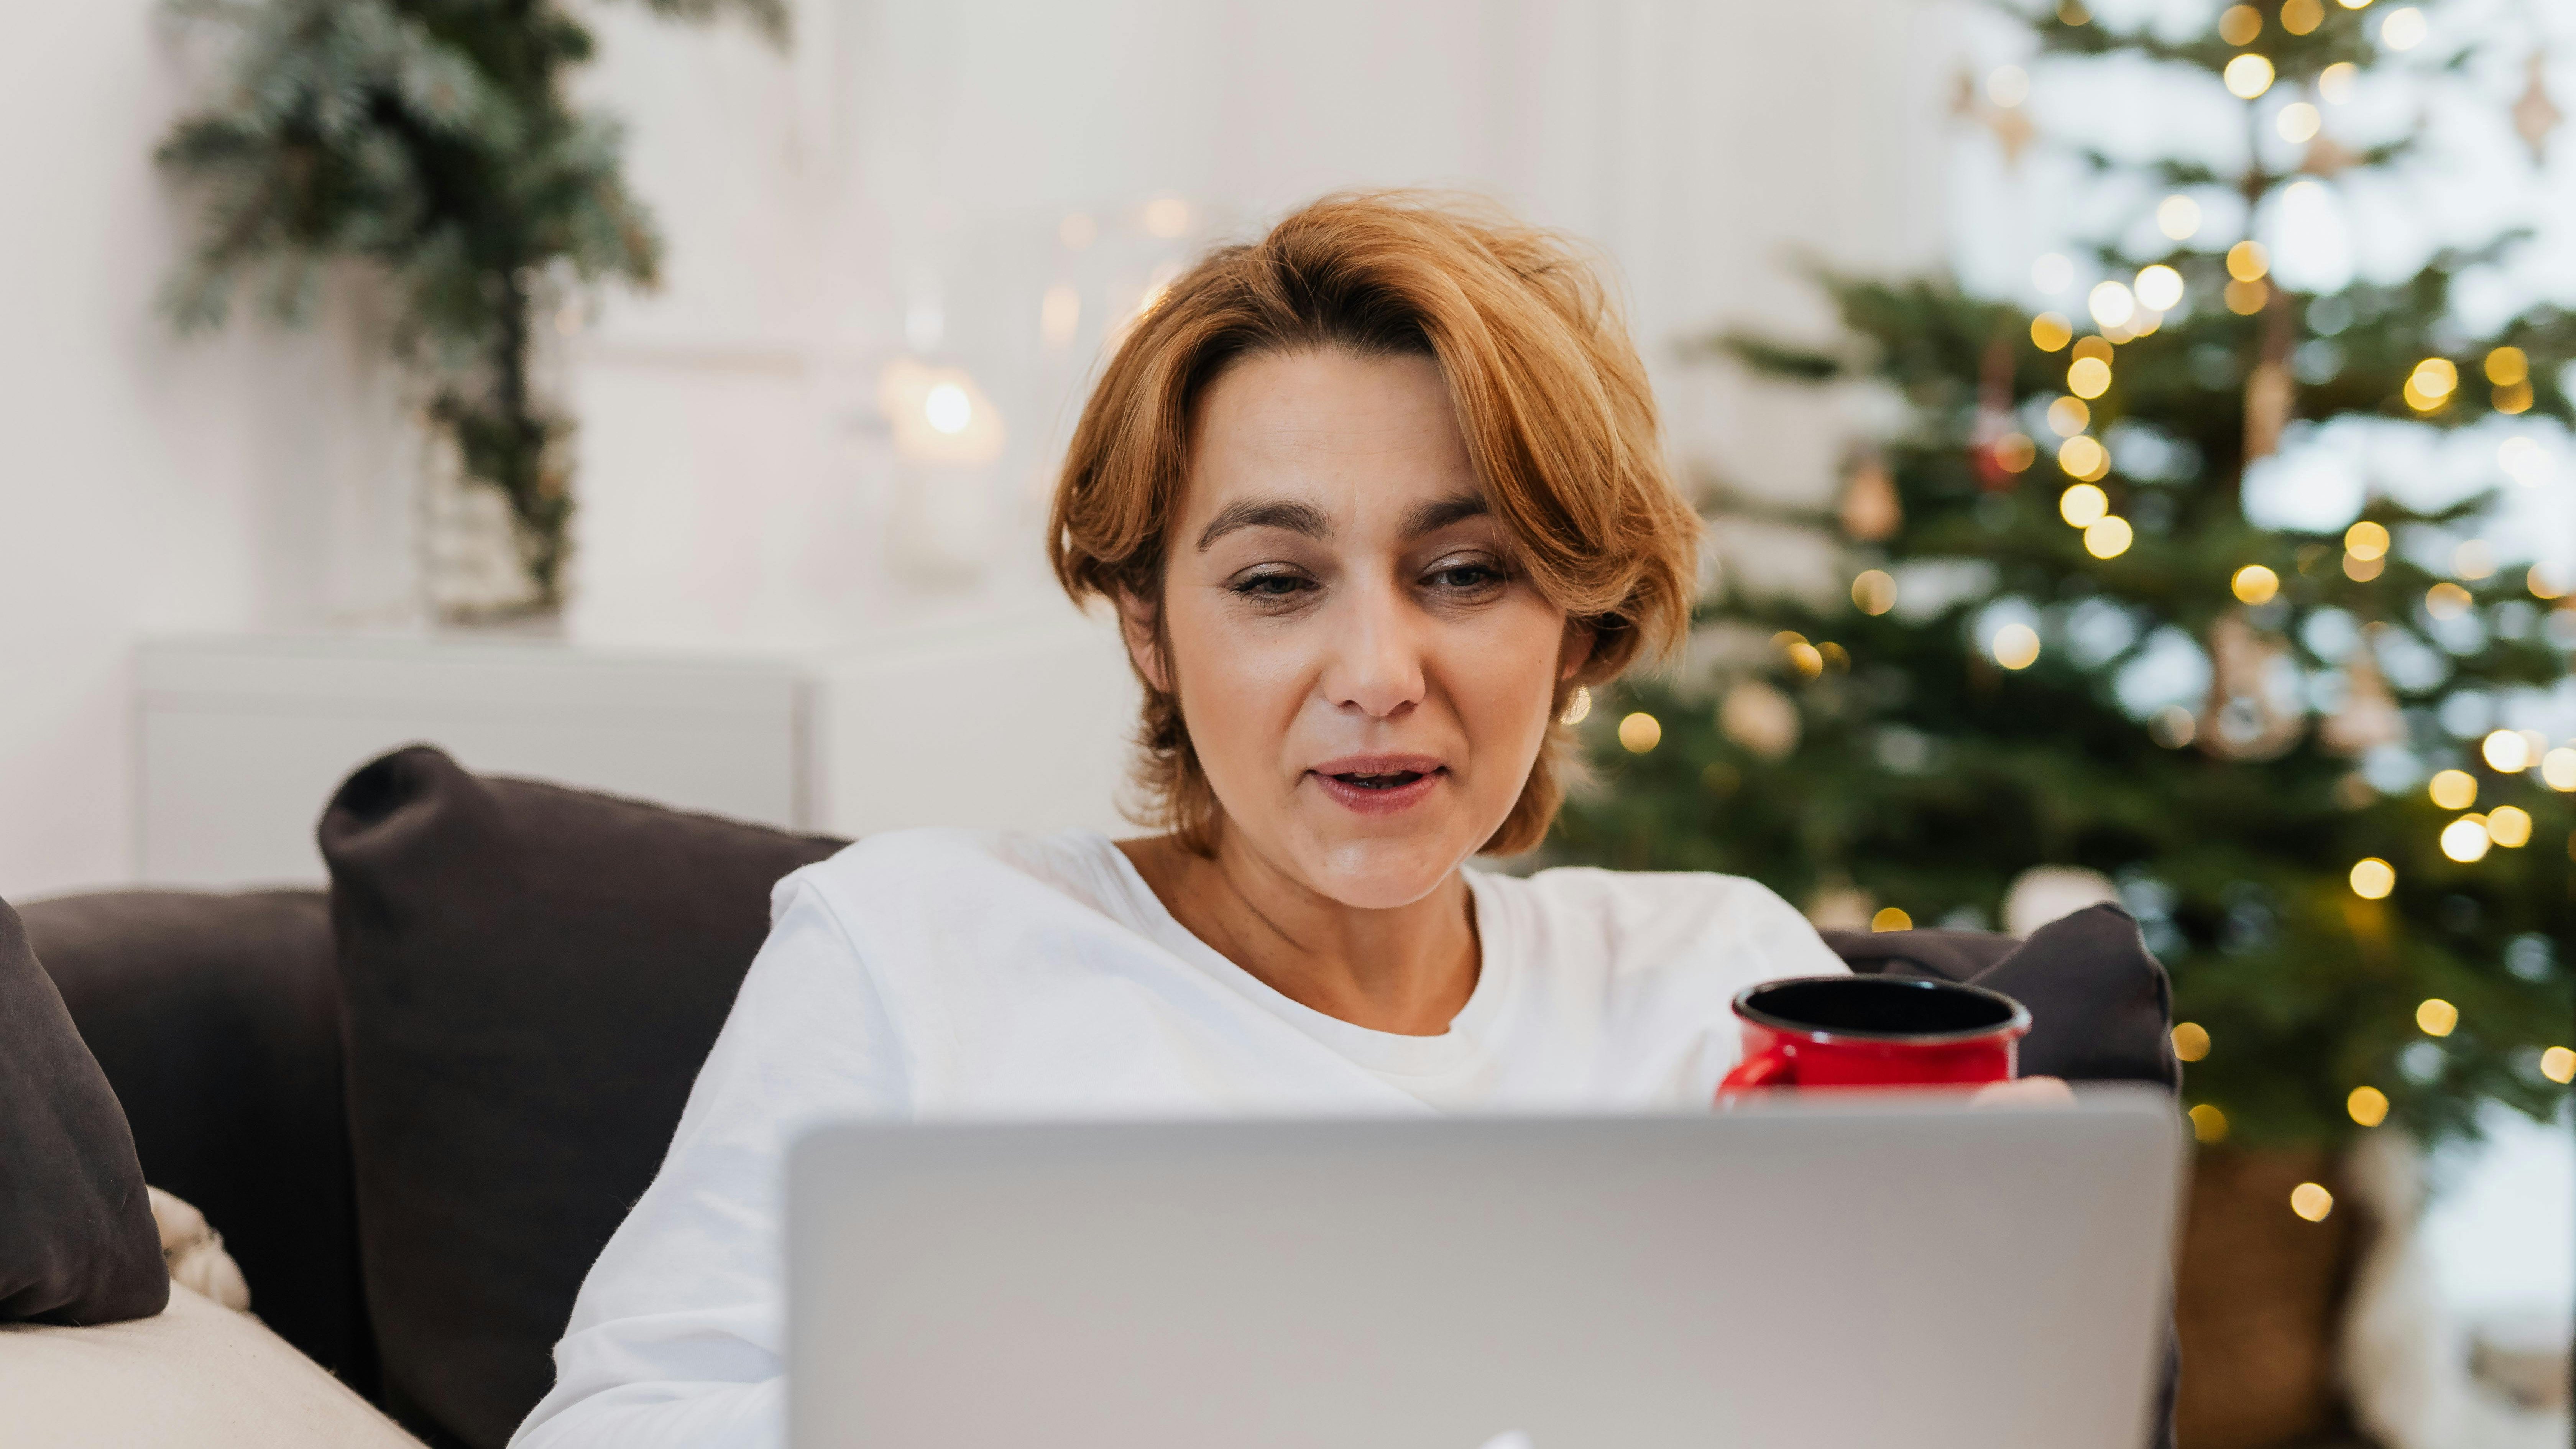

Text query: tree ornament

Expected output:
[2318,647,2405,757]
[1718,680,1801,761]
[2197,612,2306,761]
[2511,51,2562,166]
[1838,458,1902,541]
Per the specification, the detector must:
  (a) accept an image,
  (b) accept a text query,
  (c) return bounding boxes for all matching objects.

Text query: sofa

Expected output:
[1,745,2181,1448]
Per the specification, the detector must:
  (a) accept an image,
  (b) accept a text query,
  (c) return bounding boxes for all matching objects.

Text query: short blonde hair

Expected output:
[1049,192,1700,856]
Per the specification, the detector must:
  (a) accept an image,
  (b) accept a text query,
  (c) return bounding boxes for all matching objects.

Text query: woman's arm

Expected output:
[509,869,904,1449]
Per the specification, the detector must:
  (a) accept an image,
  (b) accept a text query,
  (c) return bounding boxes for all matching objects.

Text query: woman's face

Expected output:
[1130,348,1580,910]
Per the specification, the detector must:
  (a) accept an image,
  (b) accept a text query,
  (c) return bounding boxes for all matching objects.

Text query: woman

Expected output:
[513,193,1863,1449]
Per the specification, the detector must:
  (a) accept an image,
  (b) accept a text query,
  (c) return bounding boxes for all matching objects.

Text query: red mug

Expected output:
[1717,976,2032,1095]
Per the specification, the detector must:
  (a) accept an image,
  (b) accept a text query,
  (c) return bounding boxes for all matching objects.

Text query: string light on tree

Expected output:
[2347,1086,2389,1126]
[2482,729,2532,772]
[2060,483,2108,526]
[2542,748,2576,792]
[2231,565,2280,605]
[2320,62,2358,104]
[2439,816,2491,863]
[2157,195,2202,240]
[2289,1182,2334,1221]
[1992,624,2041,670]
[2088,281,2136,330]
[2278,102,2322,143]
[2225,54,2277,99]
[2134,265,2184,311]
[2173,1022,2212,1061]
[2349,857,2395,899]
[2404,357,2457,411]
[2380,6,2426,51]
[2059,435,2109,478]
[2188,1104,2228,1143]
[2031,312,2074,350]
[2486,806,2533,849]
[2085,517,2133,558]
[2428,770,2477,810]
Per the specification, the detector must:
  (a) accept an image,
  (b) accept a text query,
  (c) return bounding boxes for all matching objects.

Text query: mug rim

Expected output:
[1731,974,2033,1046]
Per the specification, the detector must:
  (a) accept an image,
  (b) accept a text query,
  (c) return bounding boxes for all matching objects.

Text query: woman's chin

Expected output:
[1291,826,1484,911]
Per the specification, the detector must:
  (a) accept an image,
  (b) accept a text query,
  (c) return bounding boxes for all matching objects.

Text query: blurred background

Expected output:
[0,2,2565,1446]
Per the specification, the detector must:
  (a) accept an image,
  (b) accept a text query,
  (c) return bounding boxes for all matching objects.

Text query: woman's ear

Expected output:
[1557,618,1597,682]
[1117,588,1171,693]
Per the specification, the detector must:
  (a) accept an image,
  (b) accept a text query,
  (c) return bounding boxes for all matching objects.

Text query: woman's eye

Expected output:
[1429,563,1504,590]
[1232,572,1312,599]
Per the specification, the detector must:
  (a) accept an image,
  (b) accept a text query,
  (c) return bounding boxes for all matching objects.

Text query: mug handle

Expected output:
[1718,1044,1794,1094]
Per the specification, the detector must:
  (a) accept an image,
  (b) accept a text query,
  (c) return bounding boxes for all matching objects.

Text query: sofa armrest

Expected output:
[24,890,374,1395]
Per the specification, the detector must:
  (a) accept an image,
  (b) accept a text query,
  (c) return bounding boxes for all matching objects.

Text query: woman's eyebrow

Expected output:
[1196,499,1329,550]
[1403,493,1489,536]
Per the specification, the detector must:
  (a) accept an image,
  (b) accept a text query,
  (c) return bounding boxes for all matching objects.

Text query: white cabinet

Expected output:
[134,612,1138,888]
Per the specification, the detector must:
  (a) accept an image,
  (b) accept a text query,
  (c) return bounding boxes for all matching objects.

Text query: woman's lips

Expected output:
[1307,756,1447,816]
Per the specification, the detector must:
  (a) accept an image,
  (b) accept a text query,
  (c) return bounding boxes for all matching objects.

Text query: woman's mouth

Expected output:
[1309,756,1447,815]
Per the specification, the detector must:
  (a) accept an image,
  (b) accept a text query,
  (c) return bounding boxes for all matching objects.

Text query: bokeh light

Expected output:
[2428,770,2477,810]
[2481,729,2530,772]
[2415,998,2459,1037]
[2348,857,2395,899]
[2346,1086,2388,1127]
[2224,53,2276,98]
[2485,805,2532,848]
[1992,623,2041,670]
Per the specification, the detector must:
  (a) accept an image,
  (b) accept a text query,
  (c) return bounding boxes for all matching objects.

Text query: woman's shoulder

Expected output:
[790,826,1138,923]
[1476,863,1842,977]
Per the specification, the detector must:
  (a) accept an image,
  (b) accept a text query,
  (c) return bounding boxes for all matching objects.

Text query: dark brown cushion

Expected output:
[0,895,167,1325]
[318,746,847,1449]
[1824,904,2181,1089]
[23,889,371,1391]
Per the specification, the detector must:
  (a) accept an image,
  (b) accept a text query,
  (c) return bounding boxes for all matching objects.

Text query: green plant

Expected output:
[157,0,786,614]
[1557,0,2574,1148]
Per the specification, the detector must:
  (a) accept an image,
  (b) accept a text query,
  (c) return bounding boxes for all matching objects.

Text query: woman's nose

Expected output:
[1320,581,1428,719]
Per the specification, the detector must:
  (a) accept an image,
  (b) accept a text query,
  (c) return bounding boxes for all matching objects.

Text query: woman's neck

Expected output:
[1118,831,1479,1037]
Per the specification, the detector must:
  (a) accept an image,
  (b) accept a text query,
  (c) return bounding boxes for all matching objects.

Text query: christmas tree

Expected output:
[156,0,786,614]
[1559,0,2574,1149]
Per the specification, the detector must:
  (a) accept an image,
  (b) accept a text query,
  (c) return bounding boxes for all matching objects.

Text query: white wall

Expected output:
[0,0,1960,901]
[0,2,417,900]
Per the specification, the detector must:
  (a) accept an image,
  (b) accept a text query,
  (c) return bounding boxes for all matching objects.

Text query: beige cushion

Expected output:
[0,1281,424,1448]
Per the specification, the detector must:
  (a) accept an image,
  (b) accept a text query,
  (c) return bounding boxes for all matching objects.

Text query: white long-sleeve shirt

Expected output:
[508,827,1845,1449]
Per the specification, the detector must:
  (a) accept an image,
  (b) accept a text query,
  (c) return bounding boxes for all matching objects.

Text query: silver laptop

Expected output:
[789,1089,2182,1449]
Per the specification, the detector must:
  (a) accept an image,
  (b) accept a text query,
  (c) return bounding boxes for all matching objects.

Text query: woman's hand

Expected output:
[1969,1074,2076,1108]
